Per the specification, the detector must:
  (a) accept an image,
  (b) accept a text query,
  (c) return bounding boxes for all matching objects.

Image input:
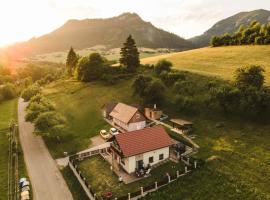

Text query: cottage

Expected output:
[109,103,146,132]
[110,126,175,174]
[144,104,163,120]
[101,102,117,119]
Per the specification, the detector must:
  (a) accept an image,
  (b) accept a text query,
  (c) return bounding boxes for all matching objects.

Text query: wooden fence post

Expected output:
[177,152,180,159]
[141,187,144,196]
[185,166,188,173]
[187,157,190,165]
[155,182,158,189]
[167,173,171,182]
[177,170,179,178]
[194,161,197,169]
[94,194,96,200]
[128,193,131,200]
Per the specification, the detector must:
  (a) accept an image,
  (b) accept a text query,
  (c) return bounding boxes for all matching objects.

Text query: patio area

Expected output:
[101,152,147,184]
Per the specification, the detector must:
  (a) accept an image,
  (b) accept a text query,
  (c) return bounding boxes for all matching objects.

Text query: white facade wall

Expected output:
[112,118,146,131]
[119,147,170,174]
[142,147,169,167]
[120,156,136,174]
[127,121,146,131]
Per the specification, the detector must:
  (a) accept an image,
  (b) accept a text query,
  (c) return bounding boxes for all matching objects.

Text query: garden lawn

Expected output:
[0,99,27,199]
[78,155,185,198]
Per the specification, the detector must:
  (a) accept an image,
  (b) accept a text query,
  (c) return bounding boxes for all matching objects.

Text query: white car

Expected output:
[100,130,111,140]
[110,127,119,136]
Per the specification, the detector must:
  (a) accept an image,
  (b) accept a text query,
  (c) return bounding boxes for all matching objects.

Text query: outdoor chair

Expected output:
[144,168,151,177]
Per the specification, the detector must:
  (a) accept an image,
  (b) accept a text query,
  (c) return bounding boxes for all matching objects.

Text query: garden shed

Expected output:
[170,119,193,133]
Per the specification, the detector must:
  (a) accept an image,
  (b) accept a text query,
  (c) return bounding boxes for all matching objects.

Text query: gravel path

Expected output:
[18,98,73,200]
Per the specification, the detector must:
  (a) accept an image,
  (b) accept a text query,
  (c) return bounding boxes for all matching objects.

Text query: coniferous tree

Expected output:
[119,35,140,72]
[66,47,78,76]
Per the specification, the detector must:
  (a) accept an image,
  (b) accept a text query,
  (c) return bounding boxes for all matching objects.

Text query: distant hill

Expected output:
[189,9,270,47]
[7,13,193,57]
[142,45,270,85]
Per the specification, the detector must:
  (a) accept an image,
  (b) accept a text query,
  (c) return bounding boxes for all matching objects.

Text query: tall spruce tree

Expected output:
[66,47,78,76]
[119,35,140,72]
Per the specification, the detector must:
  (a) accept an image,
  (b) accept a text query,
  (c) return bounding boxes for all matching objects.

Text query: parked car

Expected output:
[110,127,119,136]
[100,130,111,139]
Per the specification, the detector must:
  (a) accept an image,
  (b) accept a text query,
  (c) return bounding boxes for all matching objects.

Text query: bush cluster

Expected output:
[26,94,66,138]
[0,83,17,102]
[132,75,165,105]
[211,21,270,47]
[21,84,41,102]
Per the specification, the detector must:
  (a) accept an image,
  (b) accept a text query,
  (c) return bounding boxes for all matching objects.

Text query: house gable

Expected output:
[129,110,146,123]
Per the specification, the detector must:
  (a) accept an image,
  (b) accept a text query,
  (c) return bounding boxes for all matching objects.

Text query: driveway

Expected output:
[18,98,73,200]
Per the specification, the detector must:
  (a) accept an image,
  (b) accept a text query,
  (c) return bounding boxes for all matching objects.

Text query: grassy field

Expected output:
[143,117,270,200]
[0,99,27,199]
[142,45,270,84]
[43,79,140,158]
[43,77,270,200]
[78,155,184,198]
[31,47,167,63]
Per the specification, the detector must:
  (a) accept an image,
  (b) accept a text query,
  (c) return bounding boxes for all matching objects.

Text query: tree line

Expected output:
[66,35,140,83]
[133,60,270,119]
[0,62,63,104]
[211,21,270,47]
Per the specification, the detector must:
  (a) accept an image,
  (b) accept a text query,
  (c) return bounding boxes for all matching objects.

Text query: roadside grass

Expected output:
[43,79,139,158]
[78,155,184,198]
[142,45,270,84]
[61,167,89,200]
[0,99,28,200]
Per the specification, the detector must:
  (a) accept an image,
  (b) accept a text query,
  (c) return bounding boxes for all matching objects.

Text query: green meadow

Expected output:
[43,75,270,199]
[142,45,270,84]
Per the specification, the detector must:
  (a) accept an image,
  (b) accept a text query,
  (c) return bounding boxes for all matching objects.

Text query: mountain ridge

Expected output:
[6,12,193,57]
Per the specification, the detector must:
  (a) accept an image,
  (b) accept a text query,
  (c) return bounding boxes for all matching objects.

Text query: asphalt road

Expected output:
[18,98,73,200]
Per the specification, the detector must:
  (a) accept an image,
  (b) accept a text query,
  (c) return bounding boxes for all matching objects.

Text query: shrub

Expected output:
[154,59,172,75]
[101,74,117,85]
[174,80,194,96]
[174,95,196,113]
[26,94,55,122]
[34,111,65,134]
[160,71,186,86]
[144,80,165,104]
[21,84,41,101]
[76,53,105,82]
[26,102,55,122]
[0,83,17,100]
[132,75,153,97]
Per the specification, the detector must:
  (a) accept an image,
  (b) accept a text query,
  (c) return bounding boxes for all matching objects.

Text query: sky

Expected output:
[0,0,269,47]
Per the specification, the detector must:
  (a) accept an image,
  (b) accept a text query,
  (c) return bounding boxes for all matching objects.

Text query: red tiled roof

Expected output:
[115,126,174,157]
